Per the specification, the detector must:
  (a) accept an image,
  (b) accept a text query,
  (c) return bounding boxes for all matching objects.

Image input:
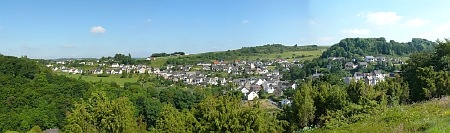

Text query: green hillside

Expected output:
[309,97,450,133]
[321,38,436,58]
[149,44,329,67]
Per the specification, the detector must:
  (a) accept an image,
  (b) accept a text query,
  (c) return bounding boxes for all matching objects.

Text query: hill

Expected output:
[308,97,450,133]
[150,44,328,67]
[321,38,436,58]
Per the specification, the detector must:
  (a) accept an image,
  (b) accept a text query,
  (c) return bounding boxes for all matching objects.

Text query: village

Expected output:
[49,55,404,106]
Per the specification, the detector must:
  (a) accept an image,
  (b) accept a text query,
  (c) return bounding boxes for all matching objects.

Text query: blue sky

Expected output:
[1,0,450,59]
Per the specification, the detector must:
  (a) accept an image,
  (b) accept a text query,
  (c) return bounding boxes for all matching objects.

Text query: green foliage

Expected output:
[403,39,450,102]
[0,55,91,132]
[309,97,450,133]
[151,52,185,57]
[26,126,42,133]
[100,53,136,65]
[151,94,284,132]
[65,91,142,133]
[152,104,196,133]
[321,38,436,58]
[280,83,317,132]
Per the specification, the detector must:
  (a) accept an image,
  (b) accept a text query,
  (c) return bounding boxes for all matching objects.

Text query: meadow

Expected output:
[58,73,140,86]
[148,46,329,68]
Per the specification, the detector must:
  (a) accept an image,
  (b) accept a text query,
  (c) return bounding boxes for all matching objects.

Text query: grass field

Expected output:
[308,97,450,133]
[148,46,330,68]
[58,73,139,86]
[236,48,328,61]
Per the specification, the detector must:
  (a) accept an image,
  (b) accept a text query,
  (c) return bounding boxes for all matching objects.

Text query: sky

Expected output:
[1,0,450,59]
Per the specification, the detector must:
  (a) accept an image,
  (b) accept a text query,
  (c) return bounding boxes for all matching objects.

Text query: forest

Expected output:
[321,38,436,58]
[1,39,450,132]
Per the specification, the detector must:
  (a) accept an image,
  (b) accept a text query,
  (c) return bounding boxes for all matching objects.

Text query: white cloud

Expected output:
[90,26,106,33]
[341,29,371,36]
[144,18,152,23]
[362,12,402,26]
[307,19,317,25]
[61,44,76,49]
[241,20,250,24]
[405,18,430,27]
[423,22,450,40]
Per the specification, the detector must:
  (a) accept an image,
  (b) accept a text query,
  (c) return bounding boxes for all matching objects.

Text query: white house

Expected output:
[365,56,375,62]
[265,87,275,94]
[291,83,297,90]
[255,79,265,86]
[241,87,249,95]
[111,63,120,68]
[247,91,259,101]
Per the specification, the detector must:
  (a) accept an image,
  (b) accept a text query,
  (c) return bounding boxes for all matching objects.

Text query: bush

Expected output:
[97,74,109,77]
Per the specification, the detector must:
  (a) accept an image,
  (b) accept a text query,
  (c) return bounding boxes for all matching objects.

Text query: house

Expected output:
[265,86,275,94]
[372,70,384,79]
[312,73,323,79]
[291,83,297,90]
[166,65,175,70]
[86,62,94,66]
[56,61,66,64]
[365,56,375,62]
[365,76,384,86]
[358,62,368,68]
[255,79,265,86]
[280,99,292,106]
[376,57,386,62]
[146,57,156,60]
[93,68,103,74]
[344,70,386,85]
[241,87,249,95]
[111,63,120,68]
[137,68,147,74]
[345,62,358,69]
[250,84,262,92]
[247,91,259,101]
[258,68,269,74]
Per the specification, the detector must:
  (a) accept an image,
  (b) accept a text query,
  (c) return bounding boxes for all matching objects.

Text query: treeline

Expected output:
[403,39,450,102]
[165,44,318,65]
[321,38,436,58]
[151,52,186,57]
[0,55,91,131]
[100,53,136,65]
[279,76,409,131]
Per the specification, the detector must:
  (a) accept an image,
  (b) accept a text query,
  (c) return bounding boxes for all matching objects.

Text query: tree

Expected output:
[281,83,316,131]
[151,104,196,133]
[65,91,142,133]
[26,126,42,133]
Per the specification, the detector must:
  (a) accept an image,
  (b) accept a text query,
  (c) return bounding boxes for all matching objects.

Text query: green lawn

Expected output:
[236,48,327,61]
[149,57,169,68]
[308,97,450,133]
[58,73,140,86]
